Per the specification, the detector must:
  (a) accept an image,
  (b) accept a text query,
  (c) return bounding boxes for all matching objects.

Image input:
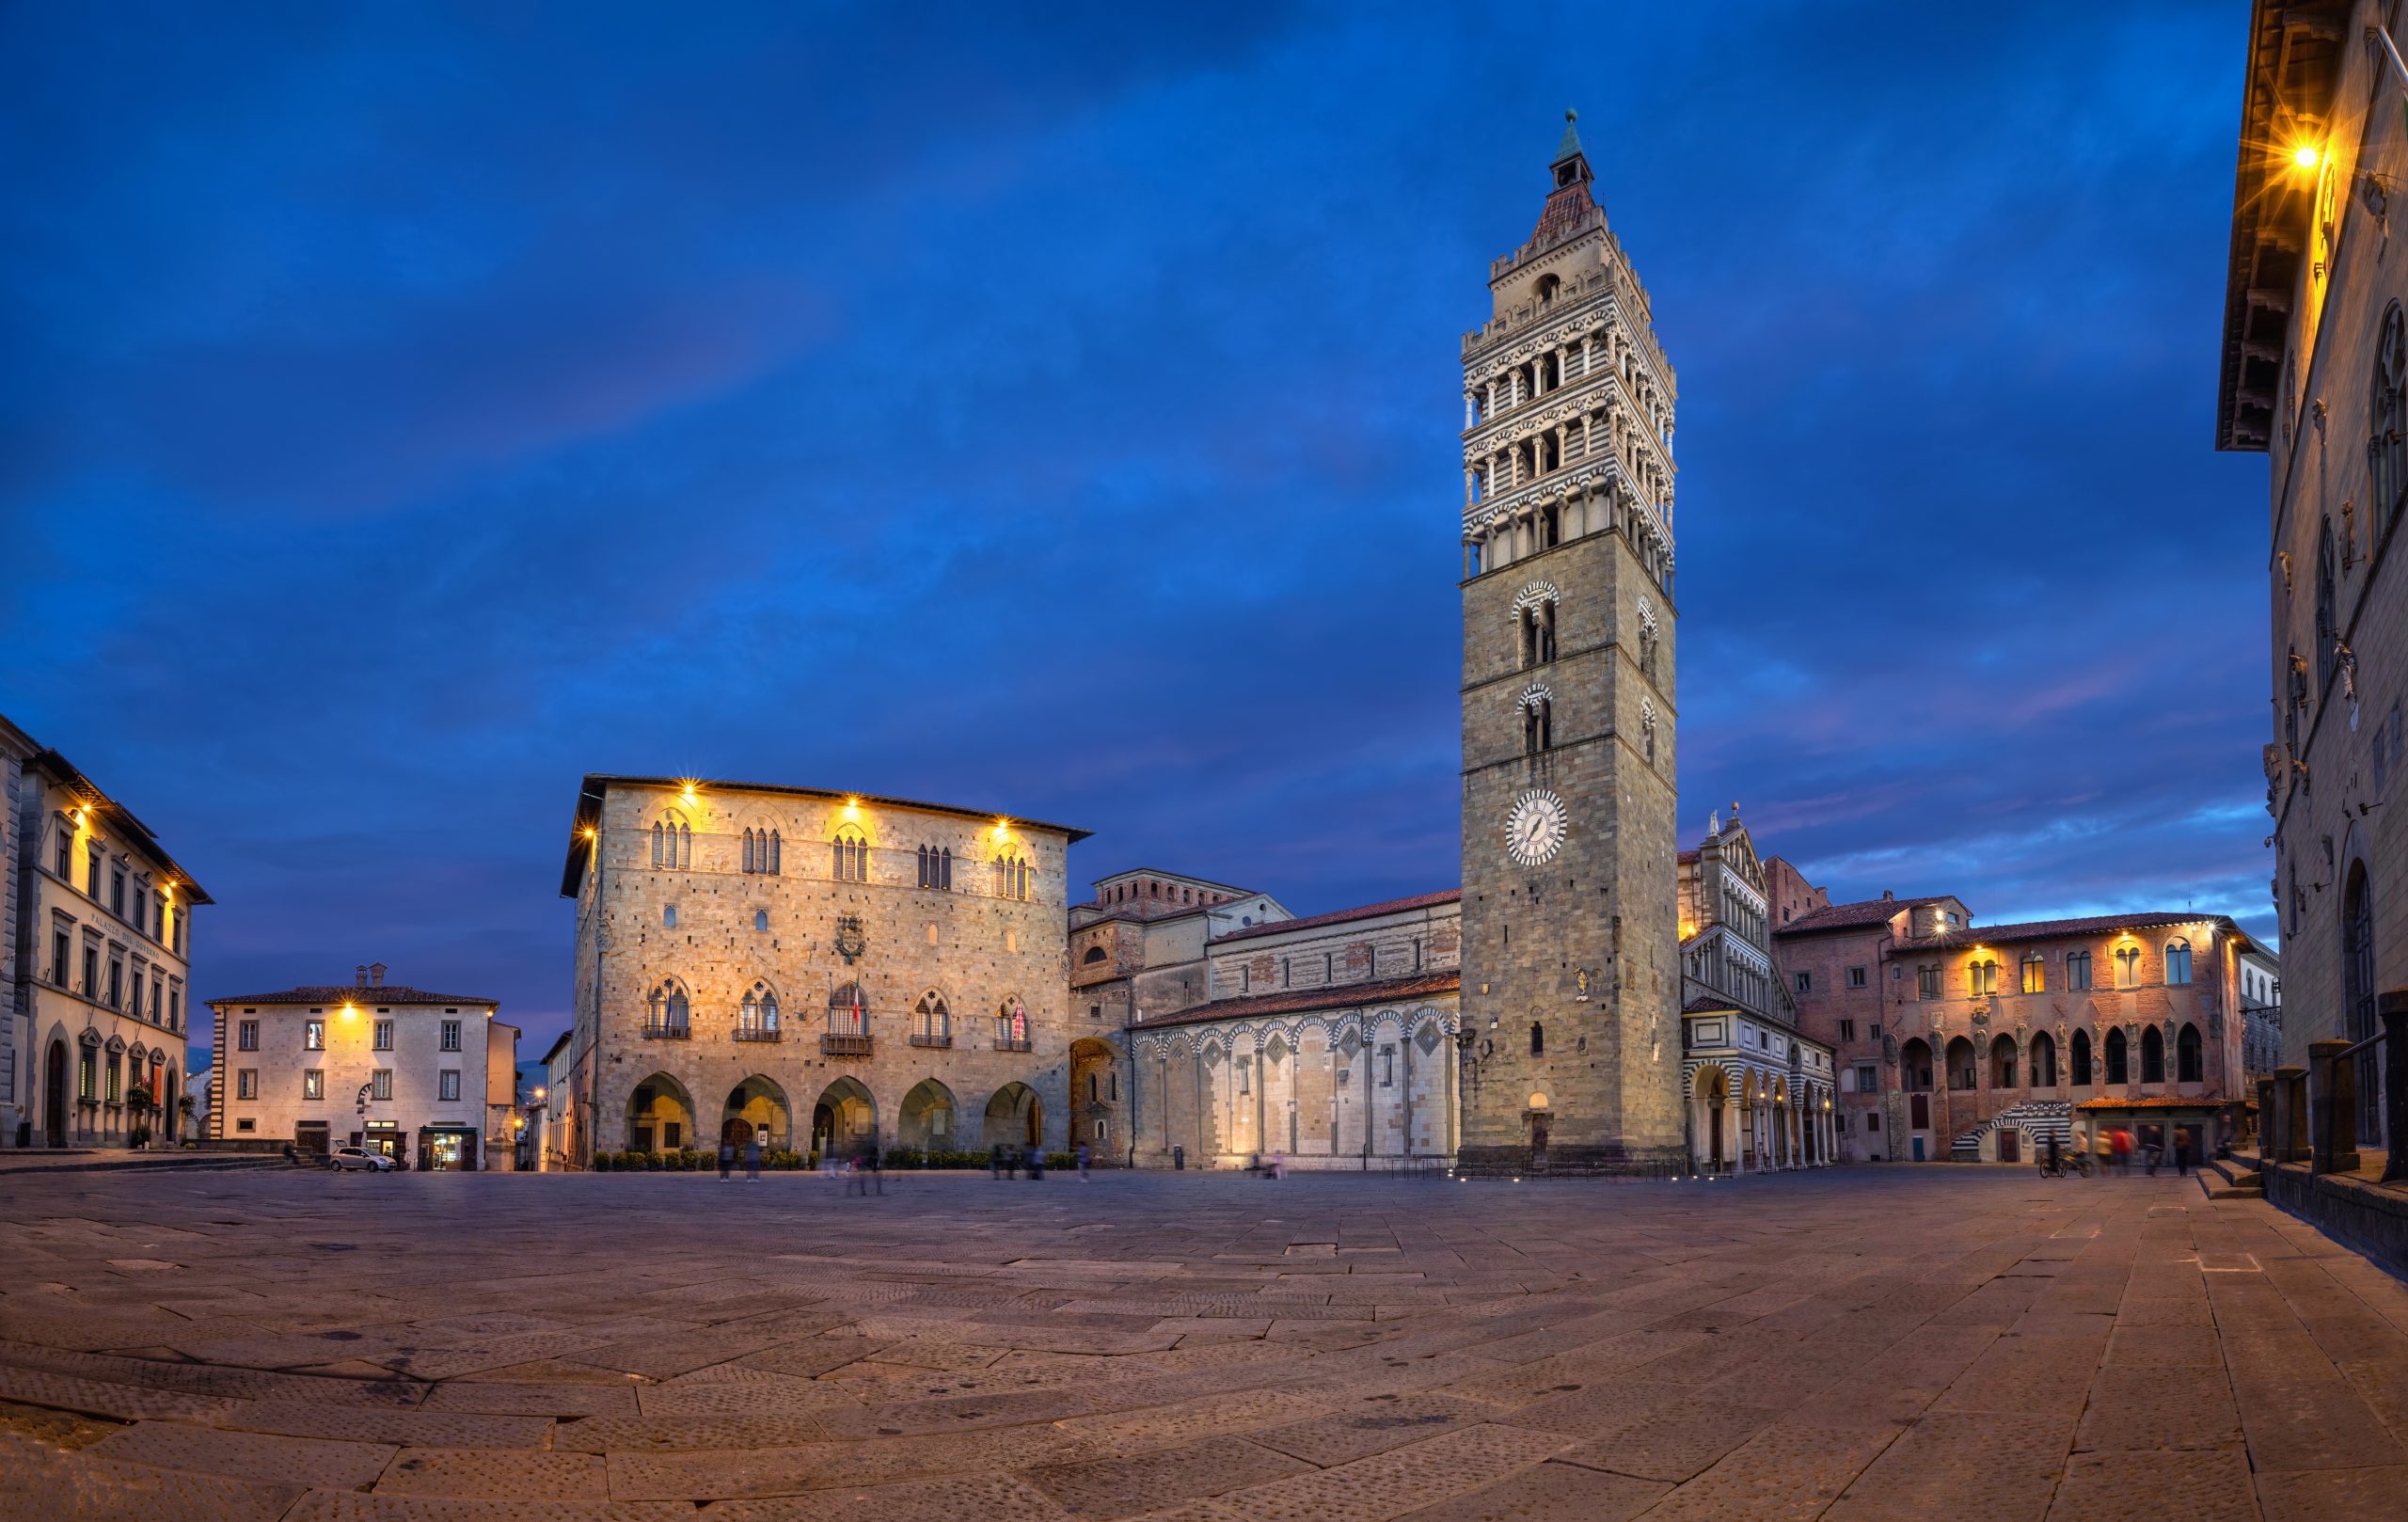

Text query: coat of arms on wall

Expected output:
[834,914,866,965]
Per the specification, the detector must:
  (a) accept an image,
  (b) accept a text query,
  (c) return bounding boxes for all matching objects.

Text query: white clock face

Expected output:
[1505,788,1568,866]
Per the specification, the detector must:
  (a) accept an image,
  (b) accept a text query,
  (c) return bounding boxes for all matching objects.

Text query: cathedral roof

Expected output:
[1132,971,1461,1029]
[1210,889,1459,943]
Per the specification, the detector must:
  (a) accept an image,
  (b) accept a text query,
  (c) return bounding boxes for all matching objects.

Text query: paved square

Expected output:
[1,1165,2404,1520]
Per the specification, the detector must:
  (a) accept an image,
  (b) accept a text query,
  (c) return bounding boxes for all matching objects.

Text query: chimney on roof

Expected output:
[356,965,369,987]
[369,962,387,987]
[1881,890,1894,901]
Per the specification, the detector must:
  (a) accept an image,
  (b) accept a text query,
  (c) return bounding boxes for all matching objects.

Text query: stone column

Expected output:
[2309,1038,2362,1175]
[1724,1088,1740,1174]
[2254,1075,2273,1156]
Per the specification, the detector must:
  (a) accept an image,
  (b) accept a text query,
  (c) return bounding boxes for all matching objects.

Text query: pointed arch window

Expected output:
[2176,1023,2202,1084]
[916,844,956,890]
[2071,1028,2093,1086]
[2163,938,2192,986]
[995,997,1030,1051]
[913,991,951,1045]
[828,981,868,1036]
[2371,303,2406,536]
[994,849,1031,901]
[651,814,691,870]
[738,981,780,1038]
[832,828,869,883]
[2104,1027,2129,1085]
[645,978,690,1038]
[741,828,779,874]
[2141,1025,2165,1085]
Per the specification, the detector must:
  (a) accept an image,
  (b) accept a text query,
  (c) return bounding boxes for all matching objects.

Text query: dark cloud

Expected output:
[1,2,2273,1054]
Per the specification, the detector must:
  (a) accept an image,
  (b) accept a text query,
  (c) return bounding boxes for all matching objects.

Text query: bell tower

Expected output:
[1455,112,1682,1176]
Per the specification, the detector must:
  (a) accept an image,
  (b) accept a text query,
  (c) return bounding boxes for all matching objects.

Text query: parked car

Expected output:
[325,1146,396,1172]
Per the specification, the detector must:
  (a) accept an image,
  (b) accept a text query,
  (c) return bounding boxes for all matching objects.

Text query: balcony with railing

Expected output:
[821,1033,873,1057]
[910,1023,952,1049]
[641,1020,690,1040]
[733,1023,781,1043]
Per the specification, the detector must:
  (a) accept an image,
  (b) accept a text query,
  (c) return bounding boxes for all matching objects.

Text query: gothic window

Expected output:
[2020,953,2044,994]
[739,982,780,1035]
[828,982,868,1035]
[1638,606,1659,685]
[2317,517,2338,692]
[2115,944,2141,989]
[994,850,1030,901]
[2140,1025,2165,1085]
[832,828,869,883]
[646,978,690,1034]
[2163,938,2192,986]
[742,829,754,873]
[2105,1027,2129,1085]
[651,813,691,870]
[1541,499,1560,545]
[2071,1029,2093,1086]
[2066,950,2092,991]
[739,828,778,874]
[914,991,950,1041]
[996,997,1028,1047]
[2176,1023,2203,1084]
[2373,304,2407,534]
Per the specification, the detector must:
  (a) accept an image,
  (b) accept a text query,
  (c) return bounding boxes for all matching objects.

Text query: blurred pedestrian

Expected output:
[1076,1143,1091,1181]
[1024,1144,1042,1181]
[2111,1128,2132,1175]
[1270,1149,1286,1180]
[2173,1130,2193,1176]
[745,1134,762,1181]
[718,1138,735,1181]
[990,1143,1004,1180]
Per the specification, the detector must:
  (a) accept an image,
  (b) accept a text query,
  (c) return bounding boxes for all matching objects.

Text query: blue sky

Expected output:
[2,2,2273,1054]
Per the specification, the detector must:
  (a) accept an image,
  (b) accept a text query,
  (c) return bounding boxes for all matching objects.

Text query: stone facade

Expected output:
[1457,114,1683,1175]
[2217,0,2406,1160]
[204,966,511,1168]
[1677,809,1838,1172]
[555,775,1088,1165]
[1784,898,2261,1164]
[4,719,207,1149]
[2241,943,2283,1081]
[1126,892,1460,1169]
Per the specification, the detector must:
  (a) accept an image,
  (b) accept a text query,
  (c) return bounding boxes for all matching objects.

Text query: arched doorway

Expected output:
[898,1080,957,1150]
[1068,1038,1120,1151]
[43,1039,68,1148]
[983,1082,1040,1149]
[626,1073,694,1153]
[813,1076,876,1158]
[1697,1067,1729,1172]
[721,1076,790,1148]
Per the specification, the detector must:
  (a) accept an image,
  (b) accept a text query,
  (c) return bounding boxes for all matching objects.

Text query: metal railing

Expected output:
[732,1025,781,1042]
[820,1033,873,1058]
[994,1038,1034,1054]
[2262,990,2405,1184]
[640,1021,690,1040]
[909,1031,952,1049]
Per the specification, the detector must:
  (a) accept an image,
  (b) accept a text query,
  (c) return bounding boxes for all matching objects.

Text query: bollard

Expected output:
[2308,1039,2362,1176]
[2382,991,2408,1184]
[1173,1145,1185,1171]
[2273,1065,2308,1164]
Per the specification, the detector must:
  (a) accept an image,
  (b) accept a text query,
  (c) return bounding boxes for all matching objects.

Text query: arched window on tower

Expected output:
[1529,1021,1545,1057]
[652,812,691,870]
[913,991,950,1045]
[1517,590,1558,668]
[1520,686,1553,754]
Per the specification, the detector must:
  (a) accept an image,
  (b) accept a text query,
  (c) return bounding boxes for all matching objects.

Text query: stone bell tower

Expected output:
[1455,112,1683,1176]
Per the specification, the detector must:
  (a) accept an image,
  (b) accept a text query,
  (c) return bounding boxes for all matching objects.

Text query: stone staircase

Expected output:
[1950,1102,2074,1163]
[2199,1153,2265,1200]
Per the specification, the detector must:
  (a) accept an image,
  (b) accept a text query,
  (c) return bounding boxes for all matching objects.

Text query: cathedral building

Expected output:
[1455,112,1685,1174]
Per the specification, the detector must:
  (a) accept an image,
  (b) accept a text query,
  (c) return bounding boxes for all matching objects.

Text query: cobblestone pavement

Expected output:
[0,1165,2403,1521]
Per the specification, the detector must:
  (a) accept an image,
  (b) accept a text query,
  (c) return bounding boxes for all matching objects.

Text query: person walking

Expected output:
[990,1143,1004,1181]
[2173,1129,2193,1177]
[2044,1132,2061,1178]
[2110,1128,2131,1176]
[1075,1143,1091,1181]
[745,1134,763,1181]
[718,1137,735,1181]
[1269,1149,1286,1181]
[1024,1143,1042,1181]
[865,1139,883,1195]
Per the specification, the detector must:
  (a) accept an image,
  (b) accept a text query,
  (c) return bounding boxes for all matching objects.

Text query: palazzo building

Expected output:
[1784,896,2264,1164]
[203,965,516,1169]
[2,713,208,1149]
[1677,808,1838,1173]
[554,775,1088,1165]
[1456,112,1684,1174]
[2217,1,2406,1160]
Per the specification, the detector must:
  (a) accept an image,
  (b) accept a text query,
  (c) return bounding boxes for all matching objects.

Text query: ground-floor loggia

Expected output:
[1681,1006,1839,1174]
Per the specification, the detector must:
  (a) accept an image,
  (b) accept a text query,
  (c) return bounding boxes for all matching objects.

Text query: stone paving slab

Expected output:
[2,1167,2408,1517]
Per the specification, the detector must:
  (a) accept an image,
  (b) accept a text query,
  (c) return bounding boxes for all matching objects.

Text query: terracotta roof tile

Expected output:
[207,985,497,1007]
[1133,972,1460,1029]
[1211,890,1459,943]
[1908,912,2233,951]
[1774,898,1922,934]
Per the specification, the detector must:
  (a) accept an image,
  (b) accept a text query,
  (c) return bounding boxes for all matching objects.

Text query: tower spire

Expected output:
[1551,108,1584,167]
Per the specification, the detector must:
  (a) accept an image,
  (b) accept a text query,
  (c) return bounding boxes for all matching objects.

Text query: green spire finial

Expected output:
[1552,109,1585,166]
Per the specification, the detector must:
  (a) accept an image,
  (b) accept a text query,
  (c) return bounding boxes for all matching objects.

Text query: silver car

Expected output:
[326,1146,396,1172]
